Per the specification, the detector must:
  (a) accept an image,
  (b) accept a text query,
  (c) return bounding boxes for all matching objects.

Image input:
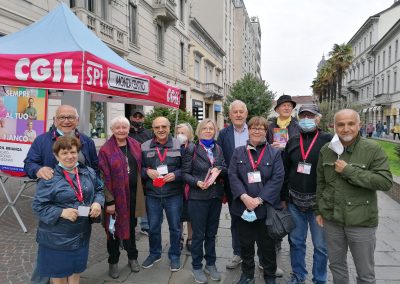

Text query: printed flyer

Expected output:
[0,86,47,173]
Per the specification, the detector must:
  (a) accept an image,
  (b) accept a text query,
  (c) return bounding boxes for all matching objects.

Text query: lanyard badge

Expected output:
[247,145,266,184]
[156,147,169,175]
[297,132,319,175]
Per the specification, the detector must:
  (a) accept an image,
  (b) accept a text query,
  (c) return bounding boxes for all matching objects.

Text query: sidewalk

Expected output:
[1,180,400,283]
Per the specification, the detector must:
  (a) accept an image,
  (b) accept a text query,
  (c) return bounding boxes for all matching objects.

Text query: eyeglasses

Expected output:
[249,127,266,132]
[298,113,316,119]
[201,127,214,132]
[153,125,169,130]
[132,114,144,119]
[57,116,77,122]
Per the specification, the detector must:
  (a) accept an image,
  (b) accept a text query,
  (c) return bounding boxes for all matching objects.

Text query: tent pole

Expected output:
[174,108,179,135]
[80,89,85,126]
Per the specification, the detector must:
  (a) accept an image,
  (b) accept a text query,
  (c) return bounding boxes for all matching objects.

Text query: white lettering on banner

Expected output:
[86,60,103,87]
[15,58,79,83]
[108,69,149,94]
[167,88,180,105]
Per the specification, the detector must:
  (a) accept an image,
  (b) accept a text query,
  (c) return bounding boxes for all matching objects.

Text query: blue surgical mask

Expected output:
[58,162,79,171]
[298,118,317,132]
[241,210,257,222]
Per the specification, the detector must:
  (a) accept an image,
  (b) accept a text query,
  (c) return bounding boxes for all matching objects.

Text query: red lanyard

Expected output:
[299,131,319,162]
[247,145,266,171]
[200,144,215,166]
[63,168,84,203]
[156,147,168,163]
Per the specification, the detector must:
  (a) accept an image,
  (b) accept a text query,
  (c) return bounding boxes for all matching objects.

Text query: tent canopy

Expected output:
[0,3,180,108]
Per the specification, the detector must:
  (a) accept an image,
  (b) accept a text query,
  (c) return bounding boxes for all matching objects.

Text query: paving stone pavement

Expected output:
[1,178,400,283]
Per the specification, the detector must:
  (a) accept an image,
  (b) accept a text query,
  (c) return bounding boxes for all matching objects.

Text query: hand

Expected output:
[147,169,160,180]
[197,181,207,190]
[36,167,54,180]
[271,141,285,150]
[106,204,115,215]
[316,215,324,227]
[280,200,287,209]
[334,159,347,173]
[61,208,79,222]
[163,173,176,183]
[89,202,102,218]
[241,194,259,211]
[210,167,221,176]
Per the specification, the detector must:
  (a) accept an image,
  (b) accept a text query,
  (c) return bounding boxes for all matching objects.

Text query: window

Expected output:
[382,77,384,93]
[100,0,108,19]
[370,31,372,45]
[180,42,184,71]
[389,46,392,65]
[378,55,381,71]
[129,3,137,44]
[194,55,200,80]
[157,23,164,59]
[70,0,76,8]
[364,37,366,50]
[383,51,386,69]
[395,71,398,92]
[388,74,390,93]
[362,62,365,78]
[377,79,380,94]
[86,0,95,13]
[204,63,209,83]
[367,87,369,98]
[179,0,184,21]
[396,40,399,61]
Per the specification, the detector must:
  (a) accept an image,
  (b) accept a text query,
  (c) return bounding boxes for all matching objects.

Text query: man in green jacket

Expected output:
[315,109,392,284]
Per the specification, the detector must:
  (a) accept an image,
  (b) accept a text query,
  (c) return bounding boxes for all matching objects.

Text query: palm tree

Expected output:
[329,43,353,102]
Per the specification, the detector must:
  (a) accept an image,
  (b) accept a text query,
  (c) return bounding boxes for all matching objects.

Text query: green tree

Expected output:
[223,73,275,120]
[329,43,353,103]
[144,107,198,136]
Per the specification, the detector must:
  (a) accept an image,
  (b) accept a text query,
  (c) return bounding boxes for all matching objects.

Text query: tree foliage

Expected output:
[223,73,275,120]
[144,107,198,136]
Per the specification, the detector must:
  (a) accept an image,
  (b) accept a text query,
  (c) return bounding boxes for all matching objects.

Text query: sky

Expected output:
[244,0,396,98]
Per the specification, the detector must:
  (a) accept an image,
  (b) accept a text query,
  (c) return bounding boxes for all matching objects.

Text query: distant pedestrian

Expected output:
[383,122,388,136]
[376,121,383,138]
[316,109,393,284]
[366,123,374,138]
[393,123,400,140]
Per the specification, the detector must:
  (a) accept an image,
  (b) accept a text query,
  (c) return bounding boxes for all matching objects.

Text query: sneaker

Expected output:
[226,255,242,269]
[192,268,208,284]
[170,258,181,272]
[257,263,283,277]
[287,274,305,284]
[140,228,149,236]
[128,259,140,273]
[108,263,119,279]
[236,273,255,284]
[141,255,161,269]
[205,265,221,281]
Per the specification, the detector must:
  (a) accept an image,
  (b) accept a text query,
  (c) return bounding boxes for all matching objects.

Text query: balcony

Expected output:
[153,0,177,26]
[375,93,392,106]
[204,83,223,100]
[72,7,128,55]
[347,79,360,93]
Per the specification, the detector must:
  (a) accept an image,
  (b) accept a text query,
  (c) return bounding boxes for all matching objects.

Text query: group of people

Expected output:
[25,94,393,284]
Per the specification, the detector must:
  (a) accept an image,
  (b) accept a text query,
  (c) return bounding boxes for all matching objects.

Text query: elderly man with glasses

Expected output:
[140,116,184,272]
[24,104,98,284]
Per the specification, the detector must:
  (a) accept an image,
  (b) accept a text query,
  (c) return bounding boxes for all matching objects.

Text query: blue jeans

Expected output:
[146,194,182,261]
[189,199,222,269]
[288,203,328,283]
[140,215,149,230]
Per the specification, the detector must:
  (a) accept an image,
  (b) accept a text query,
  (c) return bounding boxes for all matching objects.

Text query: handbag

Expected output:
[265,205,295,240]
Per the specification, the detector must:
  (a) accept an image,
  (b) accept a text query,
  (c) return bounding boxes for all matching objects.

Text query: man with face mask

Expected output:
[128,108,153,235]
[282,104,332,284]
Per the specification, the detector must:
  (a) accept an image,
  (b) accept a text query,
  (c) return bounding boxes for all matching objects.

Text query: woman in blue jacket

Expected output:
[229,116,284,284]
[32,136,104,284]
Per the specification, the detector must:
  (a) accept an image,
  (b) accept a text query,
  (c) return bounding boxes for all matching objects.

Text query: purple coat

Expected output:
[98,135,143,240]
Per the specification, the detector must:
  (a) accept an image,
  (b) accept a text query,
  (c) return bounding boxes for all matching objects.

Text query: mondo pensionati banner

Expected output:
[0,86,47,173]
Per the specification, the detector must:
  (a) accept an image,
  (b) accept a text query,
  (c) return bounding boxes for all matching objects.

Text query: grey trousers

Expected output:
[323,220,377,284]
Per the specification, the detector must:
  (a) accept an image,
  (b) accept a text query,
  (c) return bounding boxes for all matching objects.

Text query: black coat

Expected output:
[228,142,284,219]
[182,143,227,200]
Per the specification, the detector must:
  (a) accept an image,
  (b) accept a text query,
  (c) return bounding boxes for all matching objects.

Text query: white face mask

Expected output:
[328,134,344,158]
[176,133,188,145]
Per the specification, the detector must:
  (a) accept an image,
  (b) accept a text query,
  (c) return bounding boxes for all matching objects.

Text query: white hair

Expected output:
[110,115,130,129]
[229,100,247,113]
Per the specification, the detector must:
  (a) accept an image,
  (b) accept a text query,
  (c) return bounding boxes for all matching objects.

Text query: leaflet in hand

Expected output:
[203,168,220,187]
[273,128,288,147]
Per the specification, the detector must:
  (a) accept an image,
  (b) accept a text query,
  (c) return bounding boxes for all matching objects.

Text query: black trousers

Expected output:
[237,218,277,278]
[107,200,138,264]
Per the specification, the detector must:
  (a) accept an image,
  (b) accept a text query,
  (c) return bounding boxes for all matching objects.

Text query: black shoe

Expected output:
[236,274,255,284]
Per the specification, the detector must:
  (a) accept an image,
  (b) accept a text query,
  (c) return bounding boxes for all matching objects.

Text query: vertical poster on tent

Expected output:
[0,86,47,173]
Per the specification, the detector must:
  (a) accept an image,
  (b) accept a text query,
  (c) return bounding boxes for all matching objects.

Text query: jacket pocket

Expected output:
[322,163,336,183]
[345,200,376,226]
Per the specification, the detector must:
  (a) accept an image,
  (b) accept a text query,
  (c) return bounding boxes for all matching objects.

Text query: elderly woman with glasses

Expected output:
[32,136,104,284]
[228,116,284,284]
[98,116,145,279]
[182,119,227,284]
